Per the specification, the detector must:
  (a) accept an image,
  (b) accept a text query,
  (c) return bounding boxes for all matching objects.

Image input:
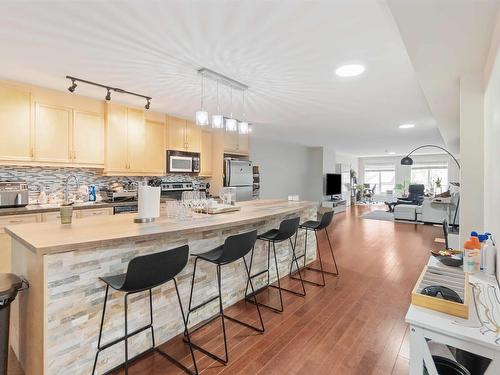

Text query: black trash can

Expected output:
[0,273,27,375]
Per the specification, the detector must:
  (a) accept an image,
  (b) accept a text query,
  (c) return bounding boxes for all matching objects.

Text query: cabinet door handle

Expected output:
[30,147,34,158]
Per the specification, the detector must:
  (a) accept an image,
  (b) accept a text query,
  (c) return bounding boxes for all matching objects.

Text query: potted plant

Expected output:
[434,177,442,195]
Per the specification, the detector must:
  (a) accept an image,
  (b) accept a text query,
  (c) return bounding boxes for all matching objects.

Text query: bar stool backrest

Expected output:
[121,245,189,292]
[218,230,258,264]
[274,217,300,241]
[317,210,334,230]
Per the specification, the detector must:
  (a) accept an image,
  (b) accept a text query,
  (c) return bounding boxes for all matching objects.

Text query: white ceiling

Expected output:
[0,1,454,156]
[387,0,500,154]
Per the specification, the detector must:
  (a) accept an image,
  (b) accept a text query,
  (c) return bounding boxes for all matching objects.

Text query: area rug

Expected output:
[360,210,394,222]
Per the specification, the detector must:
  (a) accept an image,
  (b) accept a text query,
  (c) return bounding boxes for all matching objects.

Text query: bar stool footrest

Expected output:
[98,323,152,351]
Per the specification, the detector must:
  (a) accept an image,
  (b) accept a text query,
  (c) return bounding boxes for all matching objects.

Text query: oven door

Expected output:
[169,156,193,173]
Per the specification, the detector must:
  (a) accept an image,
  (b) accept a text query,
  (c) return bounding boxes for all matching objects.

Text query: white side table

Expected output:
[406,261,500,374]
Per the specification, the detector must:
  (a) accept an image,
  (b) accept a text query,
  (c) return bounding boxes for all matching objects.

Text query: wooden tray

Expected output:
[205,205,241,214]
[411,265,469,319]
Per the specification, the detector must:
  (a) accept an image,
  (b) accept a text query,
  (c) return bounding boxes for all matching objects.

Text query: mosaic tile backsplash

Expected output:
[0,166,206,203]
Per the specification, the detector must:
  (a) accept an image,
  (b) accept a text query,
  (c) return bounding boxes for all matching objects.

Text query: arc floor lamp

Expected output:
[400,144,460,231]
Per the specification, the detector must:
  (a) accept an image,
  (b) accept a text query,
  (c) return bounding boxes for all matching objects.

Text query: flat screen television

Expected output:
[326,173,342,196]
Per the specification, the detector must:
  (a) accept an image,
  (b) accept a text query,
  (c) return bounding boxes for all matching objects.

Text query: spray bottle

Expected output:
[483,233,496,276]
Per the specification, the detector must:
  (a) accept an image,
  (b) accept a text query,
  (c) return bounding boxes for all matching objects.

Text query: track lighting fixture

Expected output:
[68,79,77,93]
[66,76,152,108]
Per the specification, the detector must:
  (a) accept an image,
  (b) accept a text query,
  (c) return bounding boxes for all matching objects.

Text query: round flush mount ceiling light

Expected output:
[399,123,415,129]
[335,64,365,77]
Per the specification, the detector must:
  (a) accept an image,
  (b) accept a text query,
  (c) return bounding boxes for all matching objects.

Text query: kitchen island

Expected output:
[5,199,318,375]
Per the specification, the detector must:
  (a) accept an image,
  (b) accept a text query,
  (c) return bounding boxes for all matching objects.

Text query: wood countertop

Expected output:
[5,200,317,255]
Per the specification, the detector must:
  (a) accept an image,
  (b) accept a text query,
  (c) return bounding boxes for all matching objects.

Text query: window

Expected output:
[410,163,448,192]
[364,164,395,193]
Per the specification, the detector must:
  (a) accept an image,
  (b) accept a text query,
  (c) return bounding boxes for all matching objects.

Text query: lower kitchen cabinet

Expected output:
[0,213,41,273]
[76,207,113,218]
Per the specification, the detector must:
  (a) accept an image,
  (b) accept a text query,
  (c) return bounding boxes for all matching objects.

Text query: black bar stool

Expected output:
[185,230,264,365]
[92,245,198,375]
[290,210,339,287]
[244,217,305,313]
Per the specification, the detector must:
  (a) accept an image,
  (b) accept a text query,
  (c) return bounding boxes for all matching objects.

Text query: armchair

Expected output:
[386,184,425,212]
[397,184,425,205]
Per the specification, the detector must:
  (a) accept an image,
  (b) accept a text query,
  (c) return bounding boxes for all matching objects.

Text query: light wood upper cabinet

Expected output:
[200,130,212,176]
[224,132,249,155]
[167,116,201,152]
[167,116,187,151]
[35,103,72,163]
[126,108,146,173]
[0,85,33,161]
[105,103,128,173]
[104,103,165,176]
[185,120,201,152]
[144,119,166,175]
[73,110,104,165]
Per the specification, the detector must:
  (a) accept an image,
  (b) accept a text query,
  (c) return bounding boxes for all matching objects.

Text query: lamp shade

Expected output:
[225,118,238,132]
[238,121,249,134]
[211,114,224,129]
[400,156,413,166]
[196,110,209,126]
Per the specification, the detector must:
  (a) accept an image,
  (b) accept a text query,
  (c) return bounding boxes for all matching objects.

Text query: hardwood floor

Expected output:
[8,204,442,375]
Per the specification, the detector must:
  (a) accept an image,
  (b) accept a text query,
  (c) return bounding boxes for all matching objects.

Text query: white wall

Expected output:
[484,38,500,239]
[459,73,485,243]
[250,137,321,202]
[250,138,358,204]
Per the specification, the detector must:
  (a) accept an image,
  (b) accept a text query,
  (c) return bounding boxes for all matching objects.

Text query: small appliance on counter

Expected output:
[0,181,29,208]
[167,150,200,173]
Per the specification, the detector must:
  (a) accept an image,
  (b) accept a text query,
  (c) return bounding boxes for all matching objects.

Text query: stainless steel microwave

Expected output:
[167,150,200,173]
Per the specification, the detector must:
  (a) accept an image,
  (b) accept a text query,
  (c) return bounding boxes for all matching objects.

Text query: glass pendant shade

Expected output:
[238,121,249,134]
[212,114,224,129]
[225,118,238,132]
[196,110,209,126]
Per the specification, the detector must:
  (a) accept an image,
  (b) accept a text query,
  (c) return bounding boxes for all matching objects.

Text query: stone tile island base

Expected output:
[8,201,319,375]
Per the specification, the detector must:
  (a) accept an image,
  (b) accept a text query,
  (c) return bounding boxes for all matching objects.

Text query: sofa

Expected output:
[394,194,460,224]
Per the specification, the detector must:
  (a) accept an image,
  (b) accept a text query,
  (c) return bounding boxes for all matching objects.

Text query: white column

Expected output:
[459,72,484,245]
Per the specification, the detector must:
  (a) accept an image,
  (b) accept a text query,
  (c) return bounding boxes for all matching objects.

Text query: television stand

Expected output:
[322,198,347,214]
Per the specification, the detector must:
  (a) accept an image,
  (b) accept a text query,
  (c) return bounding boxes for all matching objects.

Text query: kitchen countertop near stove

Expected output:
[0,198,176,216]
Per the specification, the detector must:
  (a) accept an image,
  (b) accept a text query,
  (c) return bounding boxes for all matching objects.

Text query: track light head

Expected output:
[105,89,111,101]
[145,99,151,110]
[68,80,77,93]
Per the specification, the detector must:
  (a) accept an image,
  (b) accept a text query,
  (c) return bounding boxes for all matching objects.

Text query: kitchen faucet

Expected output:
[64,173,79,204]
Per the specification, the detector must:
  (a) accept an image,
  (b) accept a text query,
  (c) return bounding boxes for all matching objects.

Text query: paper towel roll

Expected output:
[138,186,161,219]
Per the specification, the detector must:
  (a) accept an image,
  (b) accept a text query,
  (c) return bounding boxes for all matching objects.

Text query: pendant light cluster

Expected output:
[66,76,152,110]
[195,68,251,134]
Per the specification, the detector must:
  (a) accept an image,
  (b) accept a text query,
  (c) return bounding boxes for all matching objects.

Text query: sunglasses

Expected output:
[421,285,463,303]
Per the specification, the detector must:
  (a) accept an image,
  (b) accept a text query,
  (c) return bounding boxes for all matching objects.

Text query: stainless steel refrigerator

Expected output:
[224,159,254,201]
